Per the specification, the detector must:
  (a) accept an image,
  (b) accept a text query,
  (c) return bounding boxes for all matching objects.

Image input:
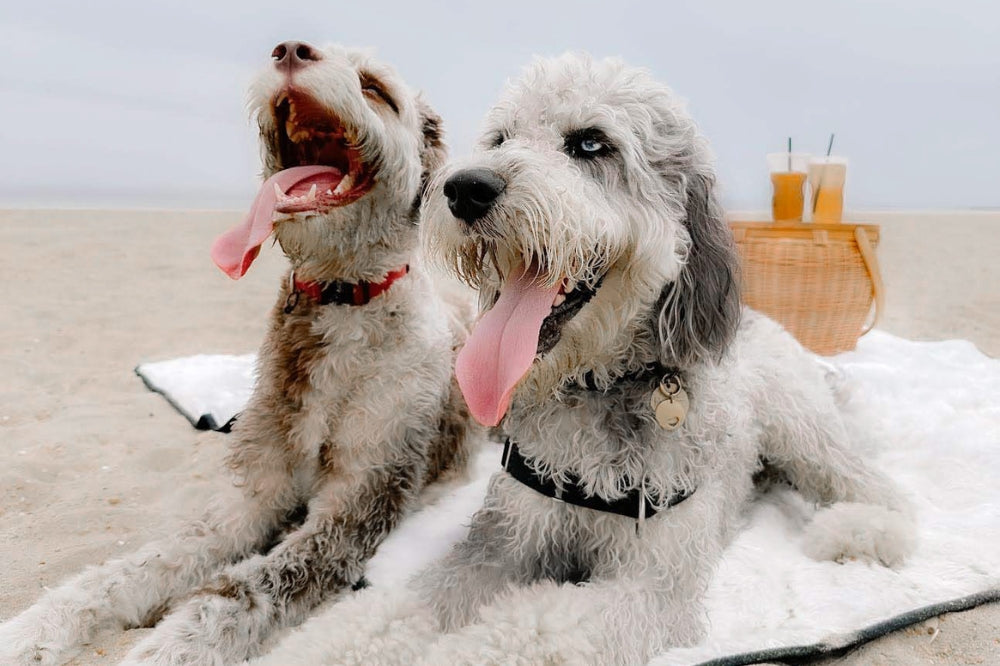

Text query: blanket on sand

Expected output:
[137,331,1000,663]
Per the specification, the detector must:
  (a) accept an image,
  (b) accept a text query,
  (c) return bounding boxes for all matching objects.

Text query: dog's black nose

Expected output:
[272,41,322,72]
[443,169,505,224]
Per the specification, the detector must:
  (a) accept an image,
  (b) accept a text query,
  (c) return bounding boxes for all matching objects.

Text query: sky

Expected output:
[1,0,997,210]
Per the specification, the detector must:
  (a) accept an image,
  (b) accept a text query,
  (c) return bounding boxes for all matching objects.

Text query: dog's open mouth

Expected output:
[455,260,601,426]
[270,91,374,213]
[210,91,379,280]
[538,276,600,356]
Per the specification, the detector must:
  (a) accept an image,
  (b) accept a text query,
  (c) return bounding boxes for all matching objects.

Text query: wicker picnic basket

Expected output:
[729,221,885,355]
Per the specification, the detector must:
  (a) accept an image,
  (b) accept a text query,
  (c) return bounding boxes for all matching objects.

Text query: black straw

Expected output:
[812,133,837,215]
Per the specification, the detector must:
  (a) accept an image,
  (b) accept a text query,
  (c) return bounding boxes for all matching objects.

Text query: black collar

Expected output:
[501,439,694,523]
[579,361,673,392]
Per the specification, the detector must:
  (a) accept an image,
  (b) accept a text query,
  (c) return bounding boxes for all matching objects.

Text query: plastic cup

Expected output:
[808,156,848,223]
[767,153,810,222]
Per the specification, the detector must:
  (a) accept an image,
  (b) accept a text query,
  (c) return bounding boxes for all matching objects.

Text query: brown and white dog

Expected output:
[0,42,475,665]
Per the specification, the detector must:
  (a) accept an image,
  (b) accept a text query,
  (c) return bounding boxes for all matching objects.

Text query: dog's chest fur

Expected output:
[505,377,669,494]
[503,360,752,502]
[251,275,453,486]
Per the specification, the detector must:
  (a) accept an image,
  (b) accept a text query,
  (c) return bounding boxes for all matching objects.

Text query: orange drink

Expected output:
[767,153,810,222]
[808,157,847,223]
[770,172,807,221]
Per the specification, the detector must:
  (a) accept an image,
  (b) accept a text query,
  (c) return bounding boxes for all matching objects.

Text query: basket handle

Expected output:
[854,226,885,334]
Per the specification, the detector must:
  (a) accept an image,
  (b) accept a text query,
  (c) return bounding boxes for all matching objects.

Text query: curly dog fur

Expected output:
[0,43,475,665]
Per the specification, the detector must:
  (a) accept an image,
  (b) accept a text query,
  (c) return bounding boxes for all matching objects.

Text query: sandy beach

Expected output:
[1,208,997,664]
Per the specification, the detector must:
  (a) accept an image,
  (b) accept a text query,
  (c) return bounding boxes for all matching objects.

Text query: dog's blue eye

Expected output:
[565,129,612,159]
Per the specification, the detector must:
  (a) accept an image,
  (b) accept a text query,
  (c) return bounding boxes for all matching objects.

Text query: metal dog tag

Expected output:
[649,374,689,431]
[655,399,686,429]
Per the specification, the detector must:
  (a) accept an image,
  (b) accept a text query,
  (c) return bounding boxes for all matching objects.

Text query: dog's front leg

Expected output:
[419,574,704,666]
[251,586,437,666]
[122,464,420,665]
[414,475,526,631]
[0,482,288,666]
[416,483,726,665]
[258,477,528,666]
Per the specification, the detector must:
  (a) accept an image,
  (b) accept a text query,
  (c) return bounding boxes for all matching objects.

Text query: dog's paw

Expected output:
[419,631,504,666]
[803,502,916,568]
[419,619,600,666]
[121,591,261,665]
[418,582,602,666]
[252,588,433,666]
[0,622,53,666]
[0,607,83,666]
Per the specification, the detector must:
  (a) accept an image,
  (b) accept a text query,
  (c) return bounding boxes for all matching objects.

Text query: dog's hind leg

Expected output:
[122,460,421,665]
[758,370,916,567]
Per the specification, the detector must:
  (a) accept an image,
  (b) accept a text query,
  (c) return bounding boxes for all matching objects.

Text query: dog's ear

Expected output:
[416,97,447,199]
[656,172,742,366]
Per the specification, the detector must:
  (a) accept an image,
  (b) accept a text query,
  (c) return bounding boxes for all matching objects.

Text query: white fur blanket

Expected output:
[137,332,1000,663]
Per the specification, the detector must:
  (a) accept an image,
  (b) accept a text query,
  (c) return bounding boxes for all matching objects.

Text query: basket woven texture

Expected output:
[729,221,884,355]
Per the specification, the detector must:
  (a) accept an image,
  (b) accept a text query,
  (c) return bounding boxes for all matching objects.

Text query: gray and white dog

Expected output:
[255,53,915,665]
[0,43,475,665]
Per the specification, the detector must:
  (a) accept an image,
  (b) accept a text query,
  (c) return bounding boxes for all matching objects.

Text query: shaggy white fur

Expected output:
[252,53,917,665]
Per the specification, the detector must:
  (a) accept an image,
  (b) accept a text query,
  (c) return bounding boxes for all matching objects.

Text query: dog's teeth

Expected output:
[273,183,285,200]
[334,172,355,195]
[565,278,577,294]
[325,189,333,195]
[307,184,317,201]
[552,293,567,307]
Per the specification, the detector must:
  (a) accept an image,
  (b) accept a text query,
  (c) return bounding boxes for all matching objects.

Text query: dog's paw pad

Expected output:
[803,502,916,568]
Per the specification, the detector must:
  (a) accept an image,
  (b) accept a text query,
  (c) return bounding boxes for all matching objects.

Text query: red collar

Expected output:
[289,265,409,310]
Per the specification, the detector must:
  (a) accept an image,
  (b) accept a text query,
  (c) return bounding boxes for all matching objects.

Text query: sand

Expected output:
[1,208,997,664]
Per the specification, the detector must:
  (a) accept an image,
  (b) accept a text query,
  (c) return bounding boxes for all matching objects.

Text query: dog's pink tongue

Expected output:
[210,166,343,279]
[456,264,560,427]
